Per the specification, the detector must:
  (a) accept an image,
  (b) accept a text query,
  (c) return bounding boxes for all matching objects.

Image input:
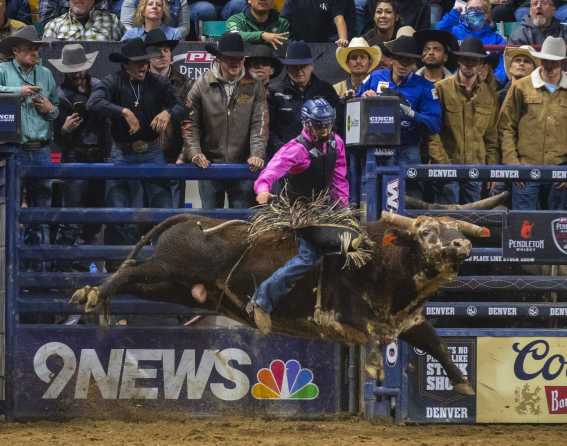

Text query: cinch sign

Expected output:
[477,337,567,422]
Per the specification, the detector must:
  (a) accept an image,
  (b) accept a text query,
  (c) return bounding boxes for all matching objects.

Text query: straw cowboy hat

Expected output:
[48,44,98,73]
[504,45,539,78]
[0,25,48,55]
[109,38,160,63]
[529,36,567,61]
[336,37,381,74]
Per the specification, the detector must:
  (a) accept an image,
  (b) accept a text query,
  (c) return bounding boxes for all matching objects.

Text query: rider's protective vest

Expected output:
[286,134,337,202]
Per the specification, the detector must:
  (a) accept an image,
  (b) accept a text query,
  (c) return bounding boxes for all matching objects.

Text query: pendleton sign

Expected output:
[477,337,567,423]
[503,211,567,262]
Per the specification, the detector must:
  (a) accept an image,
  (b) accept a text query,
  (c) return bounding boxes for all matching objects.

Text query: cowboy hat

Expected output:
[382,35,421,60]
[48,43,98,73]
[109,38,160,63]
[205,32,245,58]
[451,37,488,59]
[245,44,283,78]
[280,41,313,65]
[144,28,179,49]
[504,45,539,78]
[529,36,567,61]
[336,37,382,74]
[0,25,48,55]
[414,29,458,53]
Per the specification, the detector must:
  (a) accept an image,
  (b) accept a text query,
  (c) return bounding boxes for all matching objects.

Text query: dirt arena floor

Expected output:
[1,415,565,446]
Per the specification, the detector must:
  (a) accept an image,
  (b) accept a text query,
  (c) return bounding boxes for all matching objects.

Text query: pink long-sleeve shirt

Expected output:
[254,129,349,206]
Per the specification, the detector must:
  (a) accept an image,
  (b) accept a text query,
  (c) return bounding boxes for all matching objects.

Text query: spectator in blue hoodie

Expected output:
[436,0,507,85]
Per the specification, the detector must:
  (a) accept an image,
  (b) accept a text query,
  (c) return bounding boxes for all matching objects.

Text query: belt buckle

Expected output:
[131,140,148,153]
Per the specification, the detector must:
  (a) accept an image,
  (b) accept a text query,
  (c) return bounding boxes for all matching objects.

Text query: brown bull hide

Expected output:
[71,213,482,396]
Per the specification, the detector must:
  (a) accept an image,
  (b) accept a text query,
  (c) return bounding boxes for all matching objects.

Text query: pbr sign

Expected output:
[406,337,476,423]
[477,337,567,423]
[173,50,213,80]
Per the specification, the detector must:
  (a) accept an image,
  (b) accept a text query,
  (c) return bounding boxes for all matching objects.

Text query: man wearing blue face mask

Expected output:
[435,0,506,84]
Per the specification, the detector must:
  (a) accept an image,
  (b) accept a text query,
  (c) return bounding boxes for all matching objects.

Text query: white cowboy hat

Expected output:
[529,36,567,61]
[336,37,382,74]
[504,45,539,78]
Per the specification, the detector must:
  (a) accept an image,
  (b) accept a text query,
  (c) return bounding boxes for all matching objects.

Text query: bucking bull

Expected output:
[70,195,505,396]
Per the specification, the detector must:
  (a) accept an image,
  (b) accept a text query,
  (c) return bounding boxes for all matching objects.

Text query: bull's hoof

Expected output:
[454,381,475,396]
[70,286,101,313]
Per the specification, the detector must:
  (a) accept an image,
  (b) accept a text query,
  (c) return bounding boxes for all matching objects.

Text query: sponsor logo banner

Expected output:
[503,212,567,262]
[477,337,567,422]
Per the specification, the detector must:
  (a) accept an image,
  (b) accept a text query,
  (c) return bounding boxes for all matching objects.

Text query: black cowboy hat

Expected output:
[109,38,160,63]
[414,29,458,53]
[0,25,48,55]
[144,28,179,49]
[245,44,283,78]
[382,36,421,60]
[205,32,245,58]
[451,37,488,59]
[280,41,313,65]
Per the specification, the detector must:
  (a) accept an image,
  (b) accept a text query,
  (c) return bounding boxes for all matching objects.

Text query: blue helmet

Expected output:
[300,98,336,126]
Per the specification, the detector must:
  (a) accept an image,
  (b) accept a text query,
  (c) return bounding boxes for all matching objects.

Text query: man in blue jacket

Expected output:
[357,35,441,198]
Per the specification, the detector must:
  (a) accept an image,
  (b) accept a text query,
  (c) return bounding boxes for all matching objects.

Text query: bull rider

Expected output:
[249,98,349,334]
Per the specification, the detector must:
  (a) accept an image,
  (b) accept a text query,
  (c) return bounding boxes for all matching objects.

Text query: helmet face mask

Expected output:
[300,98,336,143]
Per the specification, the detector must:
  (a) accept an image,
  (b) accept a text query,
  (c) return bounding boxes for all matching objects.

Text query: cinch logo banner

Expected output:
[477,337,567,423]
[251,359,319,400]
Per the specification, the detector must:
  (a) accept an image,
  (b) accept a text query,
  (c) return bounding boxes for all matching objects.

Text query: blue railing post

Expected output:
[1,144,17,417]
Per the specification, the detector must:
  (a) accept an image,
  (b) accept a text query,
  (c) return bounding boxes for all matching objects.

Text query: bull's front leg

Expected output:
[399,320,475,396]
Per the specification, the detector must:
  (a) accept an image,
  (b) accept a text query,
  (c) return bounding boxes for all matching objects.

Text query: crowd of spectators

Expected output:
[1,0,567,277]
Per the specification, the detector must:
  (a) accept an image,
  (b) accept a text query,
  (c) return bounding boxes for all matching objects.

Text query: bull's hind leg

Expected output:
[71,259,172,312]
[399,320,475,396]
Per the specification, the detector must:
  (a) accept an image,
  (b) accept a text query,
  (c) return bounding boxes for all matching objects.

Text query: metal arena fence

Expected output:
[1,146,567,423]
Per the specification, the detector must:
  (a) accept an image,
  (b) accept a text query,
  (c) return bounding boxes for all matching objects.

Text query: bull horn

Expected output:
[455,220,491,238]
[405,191,509,210]
[380,211,416,232]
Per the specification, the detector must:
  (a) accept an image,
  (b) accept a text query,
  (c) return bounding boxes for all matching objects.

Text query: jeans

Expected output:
[190,0,246,22]
[515,5,567,22]
[354,0,367,35]
[17,146,53,245]
[376,144,423,199]
[198,179,253,209]
[430,3,444,25]
[105,145,173,247]
[254,237,321,313]
[511,182,566,210]
[433,181,482,205]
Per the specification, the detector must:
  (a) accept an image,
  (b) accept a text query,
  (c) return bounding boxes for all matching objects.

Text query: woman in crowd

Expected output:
[436,0,506,84]
[363,0,402,46]
[121,0,186,40]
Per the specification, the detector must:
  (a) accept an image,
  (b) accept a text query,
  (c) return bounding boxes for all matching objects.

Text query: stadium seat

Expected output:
[497,21,521,38]
[198,20,227,41]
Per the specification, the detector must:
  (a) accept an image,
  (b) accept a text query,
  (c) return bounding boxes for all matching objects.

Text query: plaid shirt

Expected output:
[43,8,125,41]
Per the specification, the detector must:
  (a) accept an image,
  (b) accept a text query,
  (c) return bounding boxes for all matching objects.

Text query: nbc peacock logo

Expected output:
[251,359,320,400]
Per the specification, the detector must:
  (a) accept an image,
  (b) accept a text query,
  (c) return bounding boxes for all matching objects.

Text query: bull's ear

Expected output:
[382,228,413,247]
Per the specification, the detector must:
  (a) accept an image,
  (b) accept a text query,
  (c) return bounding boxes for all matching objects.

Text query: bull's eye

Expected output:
[421,229,432,237]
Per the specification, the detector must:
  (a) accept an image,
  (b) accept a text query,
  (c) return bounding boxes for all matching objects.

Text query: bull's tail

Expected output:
[123,214,200,265]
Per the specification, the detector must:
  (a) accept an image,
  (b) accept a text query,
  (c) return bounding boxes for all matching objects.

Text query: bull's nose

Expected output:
[452,239,472,254]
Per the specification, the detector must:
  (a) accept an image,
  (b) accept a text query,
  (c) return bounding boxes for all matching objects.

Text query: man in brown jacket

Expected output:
[499,36,567,210]
[428,37,500,204]
[185,33,267,209]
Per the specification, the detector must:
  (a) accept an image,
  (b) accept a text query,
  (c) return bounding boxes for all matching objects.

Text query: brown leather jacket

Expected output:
[184,65,268,163]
